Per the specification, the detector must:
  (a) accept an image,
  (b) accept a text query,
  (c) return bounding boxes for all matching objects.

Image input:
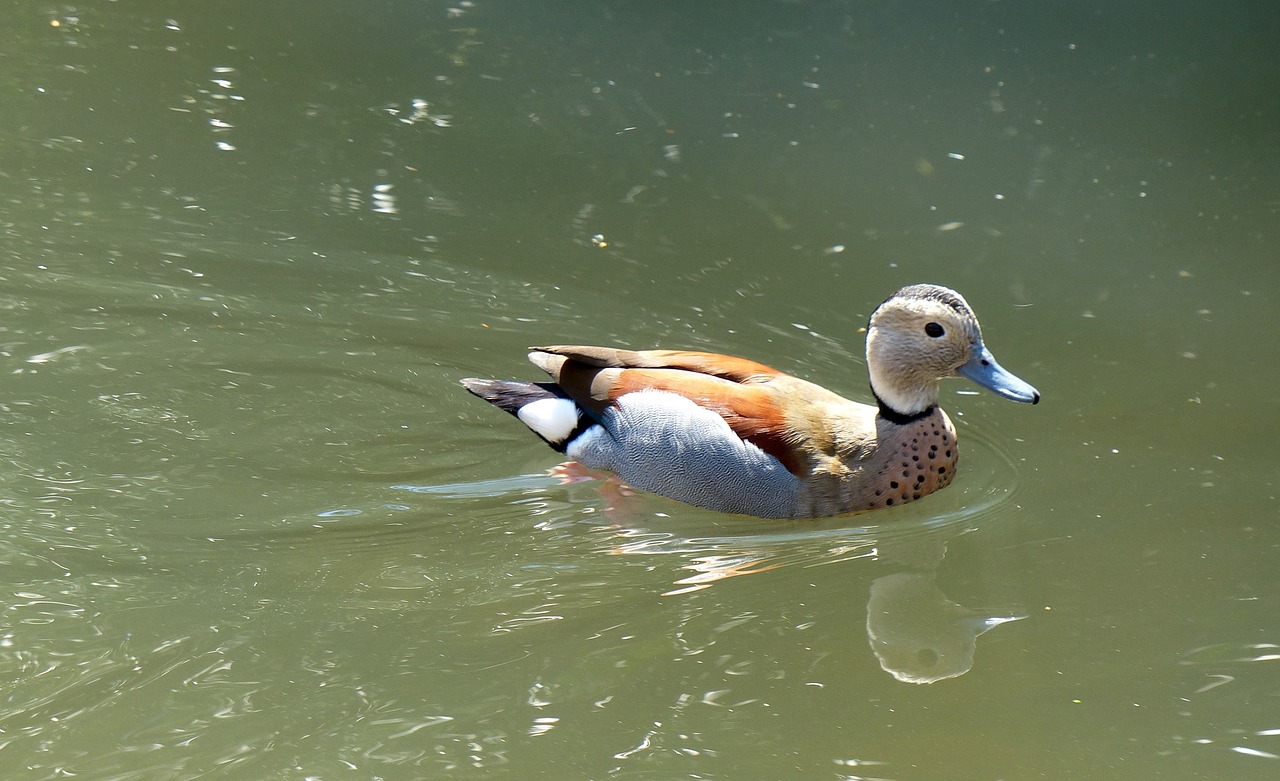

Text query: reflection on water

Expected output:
[867,572,1024,684]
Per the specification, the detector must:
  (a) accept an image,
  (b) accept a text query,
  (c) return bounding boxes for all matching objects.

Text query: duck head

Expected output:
[866,284,1040,418]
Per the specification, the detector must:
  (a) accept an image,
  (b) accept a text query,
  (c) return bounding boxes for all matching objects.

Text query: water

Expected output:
[2,1,1278,778]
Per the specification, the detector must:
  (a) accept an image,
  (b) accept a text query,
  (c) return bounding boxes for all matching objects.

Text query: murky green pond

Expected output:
[2,1,1278,779]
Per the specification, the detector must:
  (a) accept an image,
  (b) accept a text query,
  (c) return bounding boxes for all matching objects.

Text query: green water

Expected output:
[2,1,1278,779]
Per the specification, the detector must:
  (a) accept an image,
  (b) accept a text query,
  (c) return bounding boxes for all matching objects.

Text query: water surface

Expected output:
[1,1,1278,779]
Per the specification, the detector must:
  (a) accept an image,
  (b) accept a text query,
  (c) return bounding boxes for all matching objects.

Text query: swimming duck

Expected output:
[461,284,1039,519]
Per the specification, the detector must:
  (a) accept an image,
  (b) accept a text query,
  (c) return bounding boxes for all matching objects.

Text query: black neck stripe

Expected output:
[872,389,935,425]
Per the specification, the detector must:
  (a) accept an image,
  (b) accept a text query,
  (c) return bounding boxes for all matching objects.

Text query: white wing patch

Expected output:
[516,397,580,444]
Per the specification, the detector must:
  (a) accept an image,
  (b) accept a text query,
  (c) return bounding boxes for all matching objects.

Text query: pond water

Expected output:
[2,1,1278,779]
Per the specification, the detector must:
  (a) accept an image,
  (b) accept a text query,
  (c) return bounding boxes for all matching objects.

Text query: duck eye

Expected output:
[924,322,945,338]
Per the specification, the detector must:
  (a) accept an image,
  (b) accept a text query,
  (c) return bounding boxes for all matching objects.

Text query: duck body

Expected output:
[461,284,1039,519]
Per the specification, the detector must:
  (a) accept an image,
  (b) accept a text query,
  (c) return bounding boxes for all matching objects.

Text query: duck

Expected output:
[461,283,1039,519]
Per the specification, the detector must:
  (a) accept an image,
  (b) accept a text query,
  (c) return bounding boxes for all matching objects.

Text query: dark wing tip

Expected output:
[460,378,565,414]
[459,377,493,395]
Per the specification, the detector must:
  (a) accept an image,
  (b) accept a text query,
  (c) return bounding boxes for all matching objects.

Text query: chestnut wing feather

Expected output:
[529,347,802,474]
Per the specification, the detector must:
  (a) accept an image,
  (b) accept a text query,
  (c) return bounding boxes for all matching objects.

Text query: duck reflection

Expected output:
[609,511,1025,684]
[866,571,1024,684]
[660,552,784,596]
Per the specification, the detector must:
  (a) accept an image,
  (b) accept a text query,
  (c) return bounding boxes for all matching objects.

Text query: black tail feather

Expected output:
[460,378,588,452]
[459,378,565,415]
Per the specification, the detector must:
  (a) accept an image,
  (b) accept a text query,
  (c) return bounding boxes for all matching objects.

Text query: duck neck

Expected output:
[868,364,940,423]
[871,386,936,425]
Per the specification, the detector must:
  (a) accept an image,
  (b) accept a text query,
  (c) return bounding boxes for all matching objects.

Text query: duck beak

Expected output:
[957,345,1040,404]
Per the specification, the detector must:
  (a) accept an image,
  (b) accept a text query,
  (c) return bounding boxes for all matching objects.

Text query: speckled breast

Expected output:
[864,407,958,511]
